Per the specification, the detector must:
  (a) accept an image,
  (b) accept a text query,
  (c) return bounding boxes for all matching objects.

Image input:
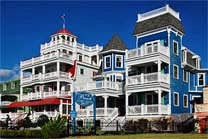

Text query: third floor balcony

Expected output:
[126,40,169,65]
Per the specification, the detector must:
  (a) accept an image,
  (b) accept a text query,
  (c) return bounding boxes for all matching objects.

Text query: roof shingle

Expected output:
[133,13,185,35]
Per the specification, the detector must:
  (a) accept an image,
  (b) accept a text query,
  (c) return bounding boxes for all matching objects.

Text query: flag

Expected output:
[68,60,77,79]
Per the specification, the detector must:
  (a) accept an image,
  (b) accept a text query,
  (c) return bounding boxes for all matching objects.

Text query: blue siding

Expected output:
[189,72,195,91]
[138,31,168,47]
[169,31,190,114]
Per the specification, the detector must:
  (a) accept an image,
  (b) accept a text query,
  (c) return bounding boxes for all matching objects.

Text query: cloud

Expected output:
[0,65,20,82]
[0,69,13,77]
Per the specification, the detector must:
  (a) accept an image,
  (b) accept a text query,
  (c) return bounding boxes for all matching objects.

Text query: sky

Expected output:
[0,1,208,82]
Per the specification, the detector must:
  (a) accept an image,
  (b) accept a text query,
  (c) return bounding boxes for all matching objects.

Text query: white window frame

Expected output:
[183,70,188,83]
[104,55,111,69]
[173,64,179,79]
[11,82,15,89]
[3,84,7,91]
[173,92,179,106]
[198,73,205,86]
[173,40,179,55]
[183,94,188,108]
[115,55,123,68]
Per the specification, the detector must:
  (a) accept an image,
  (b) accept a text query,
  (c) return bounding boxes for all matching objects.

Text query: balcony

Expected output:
[128,104,170,115]
[75,81,122,92]
[127,72,170,85]
[21,71,71,85]
[22,91,70,101]
[21,51,73,68]
[127,41,169,61]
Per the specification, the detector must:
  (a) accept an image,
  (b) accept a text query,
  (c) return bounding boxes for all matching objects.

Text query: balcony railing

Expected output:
[21,51,73,67]
[22,91,70,101]
[127,72,169,85]
[128,104,170,115]
[22,71,71,84]
[77,108,118,117]
[75,81,122,92]
[127,42,169,59]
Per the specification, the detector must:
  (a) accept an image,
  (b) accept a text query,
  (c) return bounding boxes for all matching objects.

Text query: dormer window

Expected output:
[105,56,111,69]
[67,36,70,41]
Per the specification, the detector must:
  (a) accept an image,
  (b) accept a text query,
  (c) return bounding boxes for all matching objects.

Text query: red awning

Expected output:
[7,98,60,108]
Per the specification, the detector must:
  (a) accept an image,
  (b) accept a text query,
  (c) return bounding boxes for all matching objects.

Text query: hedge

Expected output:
[0,129,42,138]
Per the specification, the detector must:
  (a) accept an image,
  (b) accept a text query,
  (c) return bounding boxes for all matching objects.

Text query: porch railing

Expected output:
[128,104,170,115]
[22,91,71,101]
[77,108,118,117]
[75,81,122,92]
[127,41,169,59]
[127,72,169,85]
[22,71,71,84]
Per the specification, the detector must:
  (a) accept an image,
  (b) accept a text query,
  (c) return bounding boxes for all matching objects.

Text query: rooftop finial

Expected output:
[61,14,66,29]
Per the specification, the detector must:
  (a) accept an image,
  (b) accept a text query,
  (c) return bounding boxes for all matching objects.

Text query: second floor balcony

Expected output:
[75,81,122,93]
[22,91,70,101]
[22,71,71,85]
[127,72,170,86]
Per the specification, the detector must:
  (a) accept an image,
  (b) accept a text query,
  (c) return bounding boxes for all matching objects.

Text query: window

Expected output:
[3,84,7,91]
[80,68,84,75]
[78,54,82,62]
[173,65,179,79]
[11,82,15,89]
[173,41,178,55]
[183,94,188,108]
[173,92,179,106]
[198,73,205,86]
[105,56,111,69]
[183,70,188,82]
[116,55,122,68]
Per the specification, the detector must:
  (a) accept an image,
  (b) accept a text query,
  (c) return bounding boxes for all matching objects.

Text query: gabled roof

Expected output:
[101,35,127,53]
[133,13,185,35]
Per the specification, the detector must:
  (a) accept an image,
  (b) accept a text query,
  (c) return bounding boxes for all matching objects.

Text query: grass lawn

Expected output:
[68,133,208,139]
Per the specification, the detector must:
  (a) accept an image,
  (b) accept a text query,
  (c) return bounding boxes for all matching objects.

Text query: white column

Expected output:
[158,89,162,114]
[158,60,161,82]
[57,81,60,96]
[32,67,35,75]
[57,62,60,75]
[104,96,108,117]
[126,66,129,85]
[42,65,45,74]
[126,93,129,116]
[20,87,23,101]
[59,99,63,116]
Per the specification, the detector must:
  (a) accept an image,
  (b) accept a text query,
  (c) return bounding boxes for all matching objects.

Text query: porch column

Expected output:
[20,87,23,101]
[57,61,60,76]
[125,66,129,85]
[158,89,162,114]
[32,67,35,75]
[158,60,161,82]
[104,96,109,117]
[126,93,129,116]
[59,99,63,116]
[42,65,45,74]
[57,81,60,96]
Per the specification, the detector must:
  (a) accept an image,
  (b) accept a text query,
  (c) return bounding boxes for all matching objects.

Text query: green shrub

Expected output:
[41,115,67,138]
[37,114,49,127]
[0,129,42,138]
